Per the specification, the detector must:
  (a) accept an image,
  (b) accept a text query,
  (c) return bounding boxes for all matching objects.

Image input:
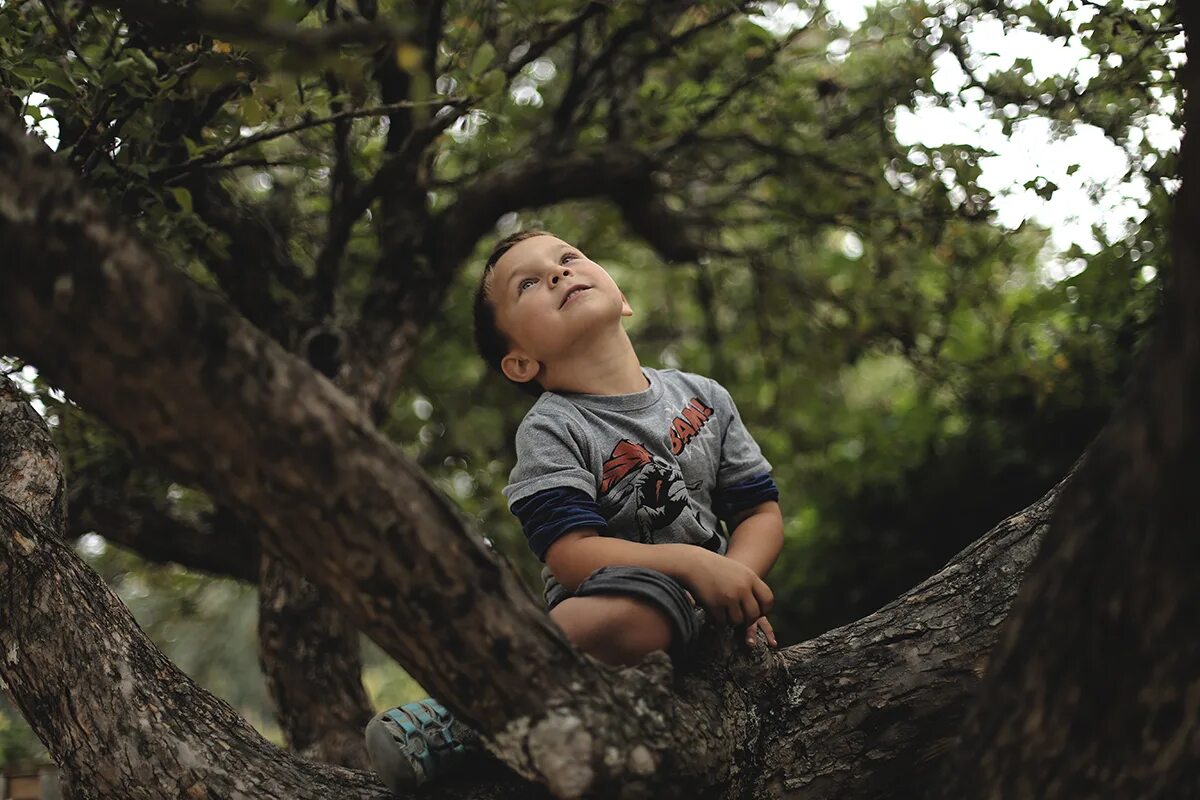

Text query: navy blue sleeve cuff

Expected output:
[713,473,779,526]
[510,486,608,562]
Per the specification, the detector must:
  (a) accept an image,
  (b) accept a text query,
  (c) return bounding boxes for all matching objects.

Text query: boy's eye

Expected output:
[518,278,536,293]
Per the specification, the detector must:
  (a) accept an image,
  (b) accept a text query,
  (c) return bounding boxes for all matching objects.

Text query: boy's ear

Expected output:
[501,350,542,384]
[620,292,633,317]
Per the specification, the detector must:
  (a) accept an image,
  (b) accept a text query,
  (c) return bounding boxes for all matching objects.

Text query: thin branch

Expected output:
[503,1,609,79]
[152,97,468,178]
[39,0,97,75]
[657,22,811,158]
[89,0,408,55]
[195,156,312,170]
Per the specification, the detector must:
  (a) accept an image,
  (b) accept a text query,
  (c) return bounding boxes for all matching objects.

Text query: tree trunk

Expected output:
[5,359,1068,799]
[4,28,1199,793]
[185,161,379,768]
[258,552,374,769]
[939,15,1200,797]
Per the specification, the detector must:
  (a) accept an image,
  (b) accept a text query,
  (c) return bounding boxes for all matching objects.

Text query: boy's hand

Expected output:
[682,548,774,626]
[745,616,777,648]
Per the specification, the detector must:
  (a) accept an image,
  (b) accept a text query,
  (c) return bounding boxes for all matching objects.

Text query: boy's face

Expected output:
[489,234,633,385]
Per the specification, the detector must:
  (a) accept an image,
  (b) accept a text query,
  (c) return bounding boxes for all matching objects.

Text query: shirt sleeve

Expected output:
[502,408,596,506]
[708,378,774,491]
[713,472,780,527]
[510,486,608,562]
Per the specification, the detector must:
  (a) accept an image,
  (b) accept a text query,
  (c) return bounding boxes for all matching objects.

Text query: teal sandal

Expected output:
[364,698,474,792]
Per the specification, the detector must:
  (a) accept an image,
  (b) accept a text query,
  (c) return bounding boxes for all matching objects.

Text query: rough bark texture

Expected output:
[258,553,374,769]
[751,478,1059,798]
[0,115,749,797]
[0,377,390,799]
[1,15,1195,795]
[2,365,1066,799]
[186,167,377,765]
[941,17,1200,798]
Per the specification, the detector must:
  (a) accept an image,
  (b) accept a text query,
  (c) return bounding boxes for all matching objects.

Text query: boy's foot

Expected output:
[364,698,478,793]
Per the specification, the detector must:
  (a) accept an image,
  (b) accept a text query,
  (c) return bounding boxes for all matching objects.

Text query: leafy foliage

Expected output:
[0,0,1181,763]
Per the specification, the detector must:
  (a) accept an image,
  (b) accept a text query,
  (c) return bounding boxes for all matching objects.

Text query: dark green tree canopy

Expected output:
[0,1,1194,797]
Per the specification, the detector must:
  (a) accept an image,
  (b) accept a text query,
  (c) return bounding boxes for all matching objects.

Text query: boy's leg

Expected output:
[550,594,674,666]
[548,566,705,667]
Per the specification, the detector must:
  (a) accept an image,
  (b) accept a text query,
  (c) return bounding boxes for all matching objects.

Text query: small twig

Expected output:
[39,0,98,75]
[152,97,468,177]
[90,0,409,55]
[195,157,312,170]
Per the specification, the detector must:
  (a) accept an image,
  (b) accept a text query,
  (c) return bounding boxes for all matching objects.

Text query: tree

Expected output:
[1,0,1196,797]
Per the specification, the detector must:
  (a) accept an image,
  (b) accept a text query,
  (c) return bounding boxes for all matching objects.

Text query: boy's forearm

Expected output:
[548,534,701,593]
[724,501,784,580]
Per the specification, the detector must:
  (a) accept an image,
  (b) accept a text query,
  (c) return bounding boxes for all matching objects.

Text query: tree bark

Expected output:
[3,365,1070,799]
[2,23,1197,794]
[940,14,1200,797]
[258,553,374,769]
[0,377,393,799]
[0,115,739,796]
[185,168,378,766]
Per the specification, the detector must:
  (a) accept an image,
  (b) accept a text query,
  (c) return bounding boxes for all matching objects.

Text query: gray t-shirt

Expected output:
[502,366,773,598]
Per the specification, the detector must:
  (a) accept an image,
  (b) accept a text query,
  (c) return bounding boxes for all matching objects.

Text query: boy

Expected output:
[365,229,783,792]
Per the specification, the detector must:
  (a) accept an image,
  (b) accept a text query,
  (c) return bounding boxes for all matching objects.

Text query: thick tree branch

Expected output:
[0,376,526,799]
[942,12,1200,796]
[0,115,751,796]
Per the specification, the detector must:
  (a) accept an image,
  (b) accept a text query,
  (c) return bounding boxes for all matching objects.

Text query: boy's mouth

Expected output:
[560,285,591,308]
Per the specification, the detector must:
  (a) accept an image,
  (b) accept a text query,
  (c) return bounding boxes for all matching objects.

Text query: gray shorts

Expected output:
[545,565,707,653]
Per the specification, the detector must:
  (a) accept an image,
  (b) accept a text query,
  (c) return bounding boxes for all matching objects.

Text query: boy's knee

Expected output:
[550,595,674,665]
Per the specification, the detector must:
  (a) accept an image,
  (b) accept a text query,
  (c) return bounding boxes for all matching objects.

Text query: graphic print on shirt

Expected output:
[598,395,722,551]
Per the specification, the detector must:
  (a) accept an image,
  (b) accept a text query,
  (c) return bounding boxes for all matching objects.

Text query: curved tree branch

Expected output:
[0,114,748,797]
[3,364,1075,799]
[0,375,530,799]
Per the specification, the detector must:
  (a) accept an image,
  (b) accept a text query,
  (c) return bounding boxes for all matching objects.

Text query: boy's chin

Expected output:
[548,313,624,350]
[567,308,624,334]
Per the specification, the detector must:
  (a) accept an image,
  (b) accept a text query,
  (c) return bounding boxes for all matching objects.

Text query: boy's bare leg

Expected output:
[549,595,674,667]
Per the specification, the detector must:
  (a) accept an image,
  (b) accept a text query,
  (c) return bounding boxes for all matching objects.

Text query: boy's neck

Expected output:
[539,326,649,396]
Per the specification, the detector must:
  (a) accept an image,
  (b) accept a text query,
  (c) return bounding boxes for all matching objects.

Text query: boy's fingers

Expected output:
[751,579,774,615]
[745,617,777,647]
[758,616,778,647]
[740,594,760,628]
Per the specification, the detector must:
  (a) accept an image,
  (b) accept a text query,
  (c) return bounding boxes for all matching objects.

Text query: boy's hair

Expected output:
[473,228,553,398]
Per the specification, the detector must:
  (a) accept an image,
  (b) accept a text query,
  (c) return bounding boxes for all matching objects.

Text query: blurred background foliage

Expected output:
[0,0,1180,765]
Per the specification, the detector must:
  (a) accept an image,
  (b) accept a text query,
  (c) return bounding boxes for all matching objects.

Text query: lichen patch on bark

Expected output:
[527,711,595,799]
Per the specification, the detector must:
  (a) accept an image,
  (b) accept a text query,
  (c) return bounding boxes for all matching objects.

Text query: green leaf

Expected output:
[479,70,505,96]
[169,187,193,214]
[33,59,75,94]
[470,42,496,77]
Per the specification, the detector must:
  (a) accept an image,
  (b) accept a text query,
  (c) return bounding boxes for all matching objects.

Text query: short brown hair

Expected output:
[473,228,553,397]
